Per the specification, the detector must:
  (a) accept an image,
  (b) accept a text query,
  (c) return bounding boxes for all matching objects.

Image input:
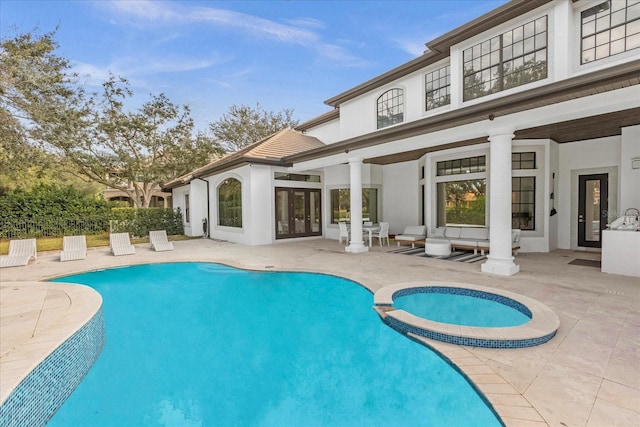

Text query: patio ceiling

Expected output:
[366,107,640,165]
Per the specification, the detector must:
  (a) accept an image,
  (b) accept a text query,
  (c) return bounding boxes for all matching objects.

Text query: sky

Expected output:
[2,0,508,132]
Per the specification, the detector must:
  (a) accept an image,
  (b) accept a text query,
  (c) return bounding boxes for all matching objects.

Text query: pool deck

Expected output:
[1,238,638,426]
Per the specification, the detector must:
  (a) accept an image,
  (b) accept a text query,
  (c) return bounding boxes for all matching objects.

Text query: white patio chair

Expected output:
[338,222,350,245]
[60,235,87,262]
[149,230,174,252]
[0,238,37,268]
[110,232,135,256]
[372,222,390,246]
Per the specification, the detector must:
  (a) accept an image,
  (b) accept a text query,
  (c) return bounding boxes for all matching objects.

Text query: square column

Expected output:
[346,157,368,253]
[482,127,520,276]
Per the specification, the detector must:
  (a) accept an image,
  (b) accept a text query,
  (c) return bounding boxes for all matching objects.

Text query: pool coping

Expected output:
[0,282,104,405]
[373,281,560,348]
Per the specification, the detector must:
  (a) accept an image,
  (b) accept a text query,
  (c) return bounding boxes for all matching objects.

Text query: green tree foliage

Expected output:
[1,30,224,206]
[40,75,225,207]
[0,29,84,189]
[209,103,299,152]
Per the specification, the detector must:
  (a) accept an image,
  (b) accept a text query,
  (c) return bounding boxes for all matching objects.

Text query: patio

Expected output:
[1,238,638,426]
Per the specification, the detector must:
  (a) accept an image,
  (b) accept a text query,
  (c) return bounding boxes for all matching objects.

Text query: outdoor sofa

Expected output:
[395,225,427,248]
[429,226,521,255]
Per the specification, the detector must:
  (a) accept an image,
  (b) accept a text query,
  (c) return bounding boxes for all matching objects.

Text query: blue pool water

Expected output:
[49,263,501,426]
[394,290,531,327]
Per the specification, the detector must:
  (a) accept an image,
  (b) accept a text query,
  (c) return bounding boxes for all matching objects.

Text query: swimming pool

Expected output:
[49,263,502,426]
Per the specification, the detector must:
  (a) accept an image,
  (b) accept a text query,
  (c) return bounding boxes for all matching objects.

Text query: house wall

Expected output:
[382,161,420,235]
[620,125,640,212]
[207,165,269,245]
[558,136,621,250]
[548,140,560,252]
[305,119,341,145]
[172,182,207,237]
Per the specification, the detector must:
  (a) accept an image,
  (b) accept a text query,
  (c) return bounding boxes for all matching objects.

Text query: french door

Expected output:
[275,188,322,239]
[578,173,608,248]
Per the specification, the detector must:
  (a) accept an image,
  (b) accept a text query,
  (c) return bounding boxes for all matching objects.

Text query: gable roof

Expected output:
[162,128,325,190]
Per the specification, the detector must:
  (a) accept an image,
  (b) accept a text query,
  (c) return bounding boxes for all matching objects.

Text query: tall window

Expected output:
[377,89,404,129]
[425,65,451,110]
[463,16,548,101]
[512,152,536,230]
[512,177,536,230]
[184,194,190,223]
[218,178,242,227]
[330,188,378,223]
[581,1,640,64]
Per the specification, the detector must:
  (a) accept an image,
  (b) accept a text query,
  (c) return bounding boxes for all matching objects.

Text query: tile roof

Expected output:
[163,128,324,189]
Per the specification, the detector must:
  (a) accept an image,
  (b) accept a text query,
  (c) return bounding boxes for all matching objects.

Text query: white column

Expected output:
[346,157,368,253]
[482,127,520,276]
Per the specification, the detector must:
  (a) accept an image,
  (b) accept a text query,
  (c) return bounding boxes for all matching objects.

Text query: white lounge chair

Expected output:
[60,235,87,262]
[149,230,174,252]
[110,232,135,256]
[0,238,37,268]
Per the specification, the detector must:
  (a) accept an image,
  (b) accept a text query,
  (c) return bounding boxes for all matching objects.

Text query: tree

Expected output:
[42,76,225,207]
[0,29,82,188]
[209,103,299,152]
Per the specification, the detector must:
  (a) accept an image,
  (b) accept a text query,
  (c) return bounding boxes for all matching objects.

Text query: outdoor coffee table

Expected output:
[425,239,451,256]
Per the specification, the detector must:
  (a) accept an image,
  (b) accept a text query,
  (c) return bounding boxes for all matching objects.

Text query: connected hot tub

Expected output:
[374,282,559,348]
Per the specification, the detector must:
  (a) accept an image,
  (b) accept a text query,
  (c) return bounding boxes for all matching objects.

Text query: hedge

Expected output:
[0,184,183,239]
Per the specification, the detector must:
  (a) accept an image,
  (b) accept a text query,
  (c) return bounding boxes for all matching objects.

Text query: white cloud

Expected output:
[393,37,429,57]
[95,0,366,67]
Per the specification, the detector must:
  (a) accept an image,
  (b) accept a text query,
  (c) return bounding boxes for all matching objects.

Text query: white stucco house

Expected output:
[164,0,640,276]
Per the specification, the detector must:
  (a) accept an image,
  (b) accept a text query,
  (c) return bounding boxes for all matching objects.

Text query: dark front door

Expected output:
[275,188,321,239]
[578,173,608,248]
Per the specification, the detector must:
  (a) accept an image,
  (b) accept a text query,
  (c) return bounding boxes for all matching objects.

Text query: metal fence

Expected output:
[0,216,111,239]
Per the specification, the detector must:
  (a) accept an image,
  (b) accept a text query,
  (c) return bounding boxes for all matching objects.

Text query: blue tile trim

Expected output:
[392,286,533,319]
[0,309,105,427]
[384,315,557,348]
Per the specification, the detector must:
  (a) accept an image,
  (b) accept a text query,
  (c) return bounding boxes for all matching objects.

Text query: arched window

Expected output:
[377,88,404,129]
[218,178,242,227]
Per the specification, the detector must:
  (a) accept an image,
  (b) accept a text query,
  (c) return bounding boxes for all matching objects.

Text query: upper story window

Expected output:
[377,88,404,129]
[218,178,242,227]
[463,16,548,101]
[425,65,451,110]
[581,1,640,64]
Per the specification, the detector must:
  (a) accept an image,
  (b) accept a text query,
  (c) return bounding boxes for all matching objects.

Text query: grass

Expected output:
[0,233,194,255]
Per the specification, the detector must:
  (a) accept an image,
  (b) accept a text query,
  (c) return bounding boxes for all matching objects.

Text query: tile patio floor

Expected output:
[1,238,638,426]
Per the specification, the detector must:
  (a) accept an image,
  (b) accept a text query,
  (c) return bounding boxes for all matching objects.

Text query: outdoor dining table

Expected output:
[346,223,381,247]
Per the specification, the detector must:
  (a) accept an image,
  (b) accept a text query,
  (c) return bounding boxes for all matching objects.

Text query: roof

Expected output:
[162,128,325,190]
[295,108,340,132]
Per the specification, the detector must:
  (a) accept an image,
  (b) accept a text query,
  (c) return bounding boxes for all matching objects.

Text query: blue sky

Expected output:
[2,0,507,131]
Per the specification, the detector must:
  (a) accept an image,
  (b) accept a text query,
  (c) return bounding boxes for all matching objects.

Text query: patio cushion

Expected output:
[444,227,461,238]
[460,227,489,240]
